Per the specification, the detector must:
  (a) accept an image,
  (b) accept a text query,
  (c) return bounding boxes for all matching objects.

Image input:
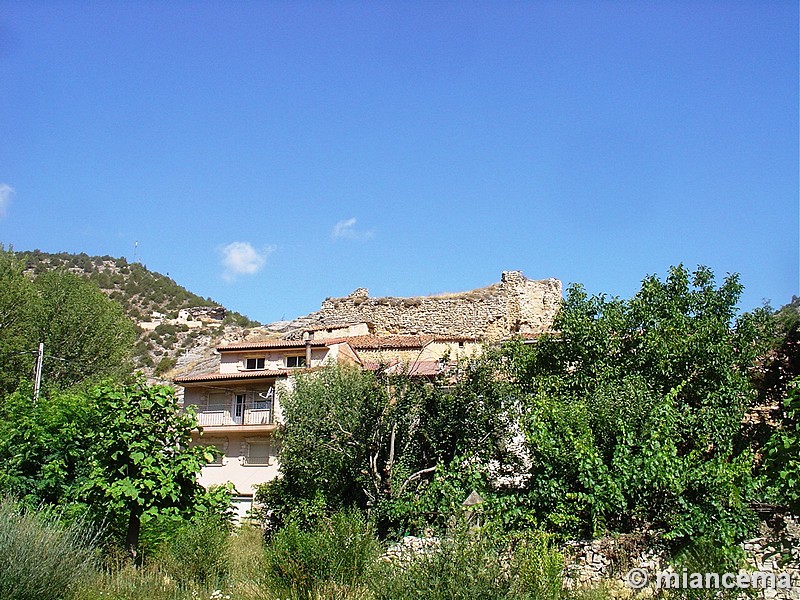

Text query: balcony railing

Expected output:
[190,402,275,427]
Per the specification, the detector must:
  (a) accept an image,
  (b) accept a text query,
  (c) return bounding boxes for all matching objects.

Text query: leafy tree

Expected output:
[32,270,137,389]
[0,384,98,508]
[504,265,770,543]
[761,379,800,514]
[0,247,138,393]
[0,249,37,395]
[258,363,517,534]
[81,380,215,558]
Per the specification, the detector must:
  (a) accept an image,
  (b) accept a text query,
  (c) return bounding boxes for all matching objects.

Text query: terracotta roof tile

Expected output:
[334,335,436,349]
[174,369,289,384]
[216,339,336,352]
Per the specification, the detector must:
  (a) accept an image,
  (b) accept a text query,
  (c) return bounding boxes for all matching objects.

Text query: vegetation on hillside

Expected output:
[10,248,260,373]
[0,256,798,599]
[0,249,137,394]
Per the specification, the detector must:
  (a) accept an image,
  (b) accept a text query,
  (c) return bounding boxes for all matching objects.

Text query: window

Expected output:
[245,357,265,370]
[247,441,271,465]
[286,355,306,368]
[205,441,225,465]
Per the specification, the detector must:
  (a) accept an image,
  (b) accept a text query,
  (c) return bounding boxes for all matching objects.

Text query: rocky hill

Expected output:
[17,250,270,381]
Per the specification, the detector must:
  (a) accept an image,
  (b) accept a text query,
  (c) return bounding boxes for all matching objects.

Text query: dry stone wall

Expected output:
[284,271,562,340]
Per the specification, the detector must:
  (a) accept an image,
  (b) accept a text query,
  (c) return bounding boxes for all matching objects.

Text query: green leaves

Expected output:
[762,379,800,513]
[0,247,138,395]
[508,265,768,543]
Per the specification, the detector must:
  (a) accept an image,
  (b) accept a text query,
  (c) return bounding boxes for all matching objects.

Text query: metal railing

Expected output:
[190,402,274,427]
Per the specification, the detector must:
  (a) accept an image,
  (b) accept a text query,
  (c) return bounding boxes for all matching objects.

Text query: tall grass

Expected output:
[262,509,381,599]
[156,514,231,588]
[375,527,566,600]
[0,498,98,600]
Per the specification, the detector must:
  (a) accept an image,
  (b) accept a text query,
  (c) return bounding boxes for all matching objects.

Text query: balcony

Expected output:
[190,402,276,429]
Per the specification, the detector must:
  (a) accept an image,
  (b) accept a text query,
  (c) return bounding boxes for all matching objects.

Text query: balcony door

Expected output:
[232,394,246,425]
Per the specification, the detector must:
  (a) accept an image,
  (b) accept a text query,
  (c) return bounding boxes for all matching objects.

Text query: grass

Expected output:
[0,498,98,600]
[0,499,620,600]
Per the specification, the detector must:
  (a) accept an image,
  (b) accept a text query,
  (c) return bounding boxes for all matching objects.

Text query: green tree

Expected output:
[32,270,137,390]
[0,249,38,395]
[0,385,98,508]
[81,380,215,558]
[0,247,138,394]
[505,265,770,543]
[259,363,517,534]
[761,379,800,514]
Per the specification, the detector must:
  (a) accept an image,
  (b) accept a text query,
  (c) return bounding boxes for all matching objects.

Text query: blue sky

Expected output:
[1,1,797,324]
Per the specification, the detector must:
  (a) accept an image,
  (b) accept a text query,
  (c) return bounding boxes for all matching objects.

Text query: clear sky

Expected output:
[1,1,797,324]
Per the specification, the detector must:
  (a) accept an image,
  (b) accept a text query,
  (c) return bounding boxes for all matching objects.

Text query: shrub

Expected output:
[375,526,566,600]
[0,497,98,600]
[155,513,231,588]
[154,356,178,375]
[263,509,380,599]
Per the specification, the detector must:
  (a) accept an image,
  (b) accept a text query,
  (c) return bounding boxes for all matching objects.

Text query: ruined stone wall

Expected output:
[286,271,562,340]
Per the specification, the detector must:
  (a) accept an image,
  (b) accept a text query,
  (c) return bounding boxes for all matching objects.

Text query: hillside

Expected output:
[17,250,267,380]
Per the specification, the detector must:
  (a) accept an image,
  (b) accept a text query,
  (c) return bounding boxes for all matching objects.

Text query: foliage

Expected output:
[0,247,137,393]
[754,298,800,406]
[81,380,216,556]
[259,362,517,534]
[154,356,178,375]
[262,509,381,599]
[506,265,770,543]
[32,270,138,389]
[0,249,38,395]
[761,379,800,513]
[0,497,98,600]
[375,526,565,600]
[670,536,747,600]
[153,512,232,588]
[0,385,99,508]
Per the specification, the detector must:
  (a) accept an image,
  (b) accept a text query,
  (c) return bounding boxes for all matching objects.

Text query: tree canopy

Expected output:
[261,265,777,548]
[0,248,137,394]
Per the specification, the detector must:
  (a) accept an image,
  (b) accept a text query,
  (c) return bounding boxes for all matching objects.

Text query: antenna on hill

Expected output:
[133,241,139,264]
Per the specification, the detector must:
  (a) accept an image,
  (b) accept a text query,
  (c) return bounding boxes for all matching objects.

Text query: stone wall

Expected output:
[284,271,562,340]
[564,515,800,600]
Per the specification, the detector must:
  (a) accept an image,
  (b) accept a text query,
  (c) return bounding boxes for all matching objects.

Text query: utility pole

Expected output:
[33,342,44,402]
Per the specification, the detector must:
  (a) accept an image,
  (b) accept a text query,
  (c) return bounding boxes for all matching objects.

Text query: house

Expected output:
[173,337,361,519]
[340,334,481,377]
[173,332,483,518]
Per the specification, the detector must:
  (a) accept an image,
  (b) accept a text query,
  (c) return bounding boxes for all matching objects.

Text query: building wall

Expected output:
[220,347,331,373]
[195,430,279,497]
[288,271,562,340]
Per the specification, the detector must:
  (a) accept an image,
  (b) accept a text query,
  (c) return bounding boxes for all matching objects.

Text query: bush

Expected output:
[155,513,231,588]
[376,526,565,600]
[0,497,98,600]
[154,356,177,375]
[263,509,381,599]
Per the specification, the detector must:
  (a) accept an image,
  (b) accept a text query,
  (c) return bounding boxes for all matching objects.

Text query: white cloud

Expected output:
[220,241,274,281]
[0,183,14,217]
[331,217,375,241]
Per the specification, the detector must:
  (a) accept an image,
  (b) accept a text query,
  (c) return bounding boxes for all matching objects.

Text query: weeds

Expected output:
[0,498,98,600]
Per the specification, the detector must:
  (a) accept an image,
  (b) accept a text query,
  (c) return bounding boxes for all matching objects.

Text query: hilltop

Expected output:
[16,250,268,379]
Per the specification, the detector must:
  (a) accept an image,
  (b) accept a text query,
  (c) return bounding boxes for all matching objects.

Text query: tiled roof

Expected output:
[174,369,290,384]
[363,360,449,377]
[216,339,334,352]
[332,335,436,350]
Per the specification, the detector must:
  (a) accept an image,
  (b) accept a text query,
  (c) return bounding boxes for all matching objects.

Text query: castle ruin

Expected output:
[283,271,562,340]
